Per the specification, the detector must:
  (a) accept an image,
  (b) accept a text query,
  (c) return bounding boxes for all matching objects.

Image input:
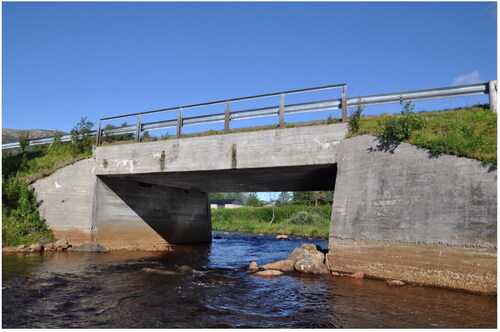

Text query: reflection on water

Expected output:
[2,232,497,328]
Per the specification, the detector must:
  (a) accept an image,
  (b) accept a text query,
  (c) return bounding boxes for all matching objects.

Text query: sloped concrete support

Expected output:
[94,176,211,250]
[328,135,497,294]
[32,158,96,244]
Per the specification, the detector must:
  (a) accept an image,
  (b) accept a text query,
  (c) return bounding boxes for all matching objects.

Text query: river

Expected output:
[2,231,496,328]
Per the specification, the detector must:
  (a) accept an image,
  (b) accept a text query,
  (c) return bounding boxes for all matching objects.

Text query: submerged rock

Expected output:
[142,267,179,275]
[179,265,192,272]
[350,271,365,279]
[68,241,108,253]
[253,270,283,277]
[262,259,295,272]
[248,261,259,272]
[213,235,222,239]
[386,279,405,287]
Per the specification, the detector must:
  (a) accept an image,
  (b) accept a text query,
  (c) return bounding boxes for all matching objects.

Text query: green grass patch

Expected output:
[350,105,497,167]
[211,205,331,238]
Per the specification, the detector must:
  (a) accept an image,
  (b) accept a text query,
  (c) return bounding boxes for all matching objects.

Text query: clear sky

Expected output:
[3,1,497,134]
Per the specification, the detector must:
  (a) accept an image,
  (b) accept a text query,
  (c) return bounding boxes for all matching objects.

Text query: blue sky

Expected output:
[3,1,497,134]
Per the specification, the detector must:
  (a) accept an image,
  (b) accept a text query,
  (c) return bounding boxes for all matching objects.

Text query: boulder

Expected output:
[68,241,109,253]
[253,270,283,277]
[386,279,405,287]
[29,244,44,252]
[294,258,328,275]
[350,271,365,279]
[17,244,26,250]
[288,244,325,264]
[276,235,289,241]
[54,238,68,248]
[248,261,259,272]
[262,259,295,272]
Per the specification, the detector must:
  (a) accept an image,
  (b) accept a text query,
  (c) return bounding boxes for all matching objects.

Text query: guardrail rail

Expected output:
[2,80,496,150]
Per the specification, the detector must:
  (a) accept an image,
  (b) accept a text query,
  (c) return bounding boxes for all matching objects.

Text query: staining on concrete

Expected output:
[231,143,237,169]
[102,159,108,168]
[159,150,166,171]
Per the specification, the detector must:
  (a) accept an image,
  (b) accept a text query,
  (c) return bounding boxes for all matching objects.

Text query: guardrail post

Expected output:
[279,93,285,129]
[95,120,102,147]
[341,84,348,122]
[176,107,183,139]
[135,114,142,143]
[489,80,497,113]
[224,101,230,133]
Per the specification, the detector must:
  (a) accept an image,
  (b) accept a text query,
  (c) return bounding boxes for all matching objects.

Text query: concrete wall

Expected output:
[31,158,96,244]
[94,176,211,250]
[328,135,497,293]
[94,124,348,176]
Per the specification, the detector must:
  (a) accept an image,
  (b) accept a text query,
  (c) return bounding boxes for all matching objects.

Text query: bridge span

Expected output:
[32,116,496,293]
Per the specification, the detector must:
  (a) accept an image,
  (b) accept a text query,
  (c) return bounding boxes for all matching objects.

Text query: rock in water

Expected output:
[331,271,340,277]
[248,261,259,272]
[294,258,328,275]
[29,243,44,252]
[179,265,192,272]
[253,270,283,277]
[54,238,69,248]
[262,259,295,272]
[276,235,289,241]
[350,271,365,279]
[68,241,109,253]
[288,244,325,264]
[142,268,179,275]
[386,279,405,287]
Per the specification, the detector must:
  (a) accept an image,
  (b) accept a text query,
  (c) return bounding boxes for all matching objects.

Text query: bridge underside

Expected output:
[93,164,337,249]
[100,164,337,193]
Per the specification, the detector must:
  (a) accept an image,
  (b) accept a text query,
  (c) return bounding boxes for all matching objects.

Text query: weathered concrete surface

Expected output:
[328,135,497,293]
[31,159,96,244]
[94,124,348,176]
[94,176,211,250]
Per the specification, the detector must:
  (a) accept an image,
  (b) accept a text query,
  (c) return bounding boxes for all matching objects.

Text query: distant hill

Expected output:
[2,129,68,144]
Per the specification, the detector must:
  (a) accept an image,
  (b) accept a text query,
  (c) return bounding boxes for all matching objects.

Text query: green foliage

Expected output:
[211,205,331,238]
[52,131,63,148]
[350,105,496,167]
[380,99,427,141]
[18,132,30,153]
[102,123,134,144]
[276,192,292,206]
[348,99,364,134]
[288,210,323,225]
[246,193,264,207]
[291,191,333,206]
[70,117,94,156]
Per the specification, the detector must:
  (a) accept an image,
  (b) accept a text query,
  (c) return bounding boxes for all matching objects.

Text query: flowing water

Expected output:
[2,232,497,328]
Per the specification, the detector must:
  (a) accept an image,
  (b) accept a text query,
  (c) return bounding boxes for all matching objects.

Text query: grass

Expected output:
[349,105,497,167]
[211,205,331,238]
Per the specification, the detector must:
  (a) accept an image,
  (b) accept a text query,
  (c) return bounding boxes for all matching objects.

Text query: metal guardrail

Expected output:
[2,81,496,150]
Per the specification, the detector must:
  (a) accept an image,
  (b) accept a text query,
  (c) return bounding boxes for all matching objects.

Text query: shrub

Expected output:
[288,210,324,225]
[18,132,30,153]
[70,117,94,156]
[380,98,427,141]
[348,99,364,134]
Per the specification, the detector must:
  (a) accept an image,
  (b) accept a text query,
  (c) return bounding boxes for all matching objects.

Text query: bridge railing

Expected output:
[94,83,348,146]
[2,81,496,150]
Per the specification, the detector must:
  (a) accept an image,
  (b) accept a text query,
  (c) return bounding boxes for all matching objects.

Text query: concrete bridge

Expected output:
[32,122,496,293]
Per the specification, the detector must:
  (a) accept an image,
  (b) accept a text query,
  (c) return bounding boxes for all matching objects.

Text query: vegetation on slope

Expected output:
[348,104,496,167]
[2,118,94,247]
[211,205,331,238]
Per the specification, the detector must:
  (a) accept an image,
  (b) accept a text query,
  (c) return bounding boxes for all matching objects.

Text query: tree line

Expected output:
[209,191,333,207]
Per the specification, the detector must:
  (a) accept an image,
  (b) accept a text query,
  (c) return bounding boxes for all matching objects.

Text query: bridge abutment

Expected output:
[93,176,212,250]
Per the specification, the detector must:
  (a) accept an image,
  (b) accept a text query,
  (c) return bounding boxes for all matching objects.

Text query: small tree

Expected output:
[380,98,427,142]
[70,117,94,155]
[246,193,263,207]
[348,99,364,134]
[18,131,30,153]
[276,192,292,206]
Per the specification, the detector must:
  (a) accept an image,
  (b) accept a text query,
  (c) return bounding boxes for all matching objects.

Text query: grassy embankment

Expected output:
[2,143,92,246]
[350,105,497,167]
[211,205,332,238]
